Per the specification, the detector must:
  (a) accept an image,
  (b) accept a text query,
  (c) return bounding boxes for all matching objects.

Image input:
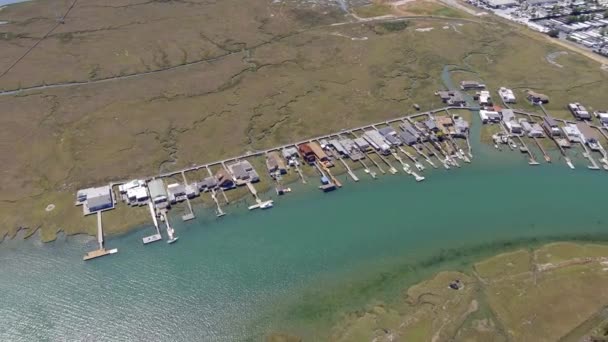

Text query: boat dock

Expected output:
[206,166,226,217]
[516,135,539,165]
[142,201,162,244]
[181,171,195,221]
[83,211,118,261]
[349,131,386,174]
[161,210,178,243]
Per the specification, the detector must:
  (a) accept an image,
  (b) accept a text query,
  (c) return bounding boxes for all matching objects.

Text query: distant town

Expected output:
[468,0,608,56]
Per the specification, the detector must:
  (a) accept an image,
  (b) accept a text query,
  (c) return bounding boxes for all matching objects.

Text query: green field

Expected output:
[0,0,607,241]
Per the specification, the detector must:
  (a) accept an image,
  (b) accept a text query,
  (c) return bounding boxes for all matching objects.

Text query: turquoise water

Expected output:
[2,66,607,339]
[2,142,608,340]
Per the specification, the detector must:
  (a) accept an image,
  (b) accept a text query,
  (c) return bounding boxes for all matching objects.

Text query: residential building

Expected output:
[167,183,187,204]
[479,110,501,124]
[596,111,608,126]
[229,160,260,184]
[485,0,518,8]
[398,130,418,145]
[562,124,583,143]
[309,141,332,167]
[340,138,365,161]
[568,102,592,121]
[543,117,561,136]
[328,139,348,156]
[460,81,486,90]
[281,147,299,160]
[363,130,391,155]
[298,143,316,164]
[478,90,492,106]
[453,117,469,137]
[498,87,516,103]
[199,176,218,191]
[354,137,371,152]
[424,119,439,132]
[501,108,516,122]
[576,122,602,150]
[526,90,549,104]
[215,169,235,189]
[266,151,287,175]
[436,90,467,106]
[529,123,545,138]
[506,121,523,134]
[148,179,168,208]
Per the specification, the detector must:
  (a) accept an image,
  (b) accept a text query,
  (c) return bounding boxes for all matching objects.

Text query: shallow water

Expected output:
[2,137,608,341]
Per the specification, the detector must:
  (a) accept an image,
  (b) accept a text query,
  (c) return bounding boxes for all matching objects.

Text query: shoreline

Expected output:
[261,236,608,341]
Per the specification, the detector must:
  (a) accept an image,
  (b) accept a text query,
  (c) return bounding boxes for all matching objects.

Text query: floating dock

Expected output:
[83,211,117,261]
[206,165,226,217]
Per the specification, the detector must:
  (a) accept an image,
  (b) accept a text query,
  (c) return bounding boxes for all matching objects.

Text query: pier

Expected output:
[180,171,195,221]
[161,210,178,243]
[349,131,386,174]
[83,211,117,261]
[142,201,162,244]
[206,166,226,217]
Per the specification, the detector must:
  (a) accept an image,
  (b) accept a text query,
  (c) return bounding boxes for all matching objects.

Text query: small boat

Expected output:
[260,200,274,209]
[167,237,179,244]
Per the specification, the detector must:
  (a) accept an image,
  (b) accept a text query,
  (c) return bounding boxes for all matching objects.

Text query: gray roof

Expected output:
[502,109,515,122]
[167,184,186,196]
[378,127,396,136]
[543,117,558,127]
[385,134,401,145]
[87,194,112,210]
[148,179,167,199]
[424,119,437,130]
[200,176,218,189]
[232,164,249,179]
[398,131,418,144]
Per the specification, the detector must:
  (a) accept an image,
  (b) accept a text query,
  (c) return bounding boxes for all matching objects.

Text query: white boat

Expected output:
[167,237,179,244]
[260,200,274,209]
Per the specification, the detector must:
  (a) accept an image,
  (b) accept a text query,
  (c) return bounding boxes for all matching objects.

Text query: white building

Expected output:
[498,87,516,103]
[478,90,492,106]
[479,110,501,124]
[562,124,582,143]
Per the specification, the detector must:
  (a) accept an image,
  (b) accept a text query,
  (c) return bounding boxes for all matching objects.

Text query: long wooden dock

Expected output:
[181,171,195,221]
[83,211,117,261]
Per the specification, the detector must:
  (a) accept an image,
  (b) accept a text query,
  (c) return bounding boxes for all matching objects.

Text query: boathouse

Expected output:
[76,185,114,215]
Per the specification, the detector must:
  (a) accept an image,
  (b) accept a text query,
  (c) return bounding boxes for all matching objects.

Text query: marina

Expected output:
[74,103,608,260]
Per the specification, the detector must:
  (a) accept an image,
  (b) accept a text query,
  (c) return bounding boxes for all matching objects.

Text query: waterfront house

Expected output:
[185,184,199,199]
[328,139,348,156]
[399,122,420,139]
[308,141,333,167]
[501,109,515,122]
[526,90,549,104]
[229,160,260,184]
[398,130,418,145]
[126,186,149,205]
[542,117,561,136]
[354,137,371,152]
[529,123,545,138]
[568,103,592,121]
[498,87,516,103]
[460,80,486,90]
[340,138,365,160]
[167,183,187,204]
[424,119,439,132]
[148,179,169,208]
[282,147,299,160]
[506,121,523,135]
[479,110,501,124]
[436,90,467,106]
[453,117,469,137]
[199,176,218,191]
[266,151,287,175]
[576,122,602,150]
[215,169,235,189]
[298,143,316,164]
[478,90,492,106]
[597,111,608,127]
[363,130,391,155]
[562,124,583,143]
